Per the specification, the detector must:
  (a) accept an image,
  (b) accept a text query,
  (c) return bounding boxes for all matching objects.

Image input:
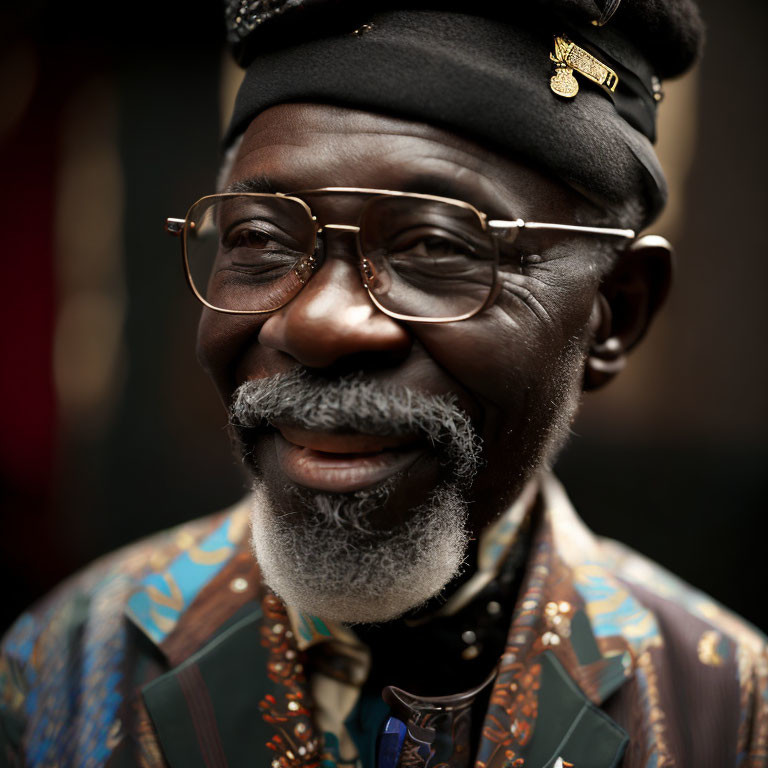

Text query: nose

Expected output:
[257,242,412,370]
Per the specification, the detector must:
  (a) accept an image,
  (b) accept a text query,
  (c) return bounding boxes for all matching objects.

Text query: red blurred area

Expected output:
[0,50,76,596]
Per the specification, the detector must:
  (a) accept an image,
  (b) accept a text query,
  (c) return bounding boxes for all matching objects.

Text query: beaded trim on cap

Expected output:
[224,0,304,43]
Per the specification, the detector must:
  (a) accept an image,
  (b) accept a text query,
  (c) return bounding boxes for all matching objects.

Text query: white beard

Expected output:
[249,480,470,623]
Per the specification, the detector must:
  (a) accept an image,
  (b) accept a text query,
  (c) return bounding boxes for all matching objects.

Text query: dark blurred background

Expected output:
[1,0,766,634]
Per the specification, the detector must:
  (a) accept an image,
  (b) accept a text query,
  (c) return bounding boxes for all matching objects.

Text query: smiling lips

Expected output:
[273,424,424,493]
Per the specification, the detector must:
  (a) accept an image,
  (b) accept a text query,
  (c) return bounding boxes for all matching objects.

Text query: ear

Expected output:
[584,235,673,391]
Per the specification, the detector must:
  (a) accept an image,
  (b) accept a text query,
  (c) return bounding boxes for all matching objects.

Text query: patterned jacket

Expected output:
[1,475,766,768]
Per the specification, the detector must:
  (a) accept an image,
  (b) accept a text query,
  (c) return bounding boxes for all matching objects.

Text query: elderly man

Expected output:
[1,1,766,766]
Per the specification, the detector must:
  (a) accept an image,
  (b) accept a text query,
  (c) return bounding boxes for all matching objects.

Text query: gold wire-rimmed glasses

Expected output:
[165,187,635,324]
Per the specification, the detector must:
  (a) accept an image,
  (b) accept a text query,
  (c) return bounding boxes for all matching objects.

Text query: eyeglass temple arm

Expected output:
[165,217,185,235]
[488,219,635,240]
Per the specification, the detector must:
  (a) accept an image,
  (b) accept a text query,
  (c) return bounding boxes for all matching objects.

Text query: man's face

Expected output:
[197,103,608,620]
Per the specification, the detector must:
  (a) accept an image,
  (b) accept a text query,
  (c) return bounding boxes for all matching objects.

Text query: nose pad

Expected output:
[294,252,320,286]
[360,257,377,287]
[360,257,395,304]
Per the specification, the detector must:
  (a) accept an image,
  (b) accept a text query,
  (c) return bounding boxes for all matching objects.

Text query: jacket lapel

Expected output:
[123,502,302,768]
[520,650,628,768]
[139,591,329,768]
[477,475,663,768]
[140,604,268,768]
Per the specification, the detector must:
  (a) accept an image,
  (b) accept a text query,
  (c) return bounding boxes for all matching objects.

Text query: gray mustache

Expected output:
[230,369,481,481]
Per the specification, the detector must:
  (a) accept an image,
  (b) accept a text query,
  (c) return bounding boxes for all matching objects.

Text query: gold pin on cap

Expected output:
[550,35,618,98]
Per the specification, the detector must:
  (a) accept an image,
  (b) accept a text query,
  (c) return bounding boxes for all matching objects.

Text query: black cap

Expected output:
[222,0,704,224]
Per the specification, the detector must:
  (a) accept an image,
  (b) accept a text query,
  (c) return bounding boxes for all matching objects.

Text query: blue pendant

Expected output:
[377,716,407,768]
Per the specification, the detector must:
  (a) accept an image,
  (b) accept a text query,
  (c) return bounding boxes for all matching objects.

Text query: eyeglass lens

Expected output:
[185,194,317,313]
[359,196,496,320]
[185,194,496,319]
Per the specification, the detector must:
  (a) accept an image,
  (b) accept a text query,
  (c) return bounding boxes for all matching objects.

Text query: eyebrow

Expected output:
[223,170,606,220]
[398,175,475,200]
[225,174,474,199]
[222,174,516,219]
[400,175,517,218]
[224,175,281,194]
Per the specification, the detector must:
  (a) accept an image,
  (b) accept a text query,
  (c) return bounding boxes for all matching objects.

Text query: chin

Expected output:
[248,479,470,623]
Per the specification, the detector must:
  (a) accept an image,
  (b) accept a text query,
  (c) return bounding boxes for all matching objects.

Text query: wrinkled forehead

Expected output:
[229,103,597,223]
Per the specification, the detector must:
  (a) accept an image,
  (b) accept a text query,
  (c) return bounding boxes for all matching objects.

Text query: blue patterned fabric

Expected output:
[0,510,240,767]
[127,515,242,645]
[4,571,134,766]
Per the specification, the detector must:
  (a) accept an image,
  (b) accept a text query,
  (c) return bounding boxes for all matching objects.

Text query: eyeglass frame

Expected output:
[165,187,636,324]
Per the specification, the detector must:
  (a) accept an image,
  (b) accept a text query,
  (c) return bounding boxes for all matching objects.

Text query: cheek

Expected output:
[413,281,596,524]
[415,298,588,400]
[196,309,263,403]
[412,277,597,435]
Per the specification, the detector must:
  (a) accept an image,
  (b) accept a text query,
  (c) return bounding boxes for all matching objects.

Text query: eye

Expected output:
[390,227,481,260]
[223,222,293,252]
[412,235,474,258]
[214,220,309,283]
[230,229,274,250]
